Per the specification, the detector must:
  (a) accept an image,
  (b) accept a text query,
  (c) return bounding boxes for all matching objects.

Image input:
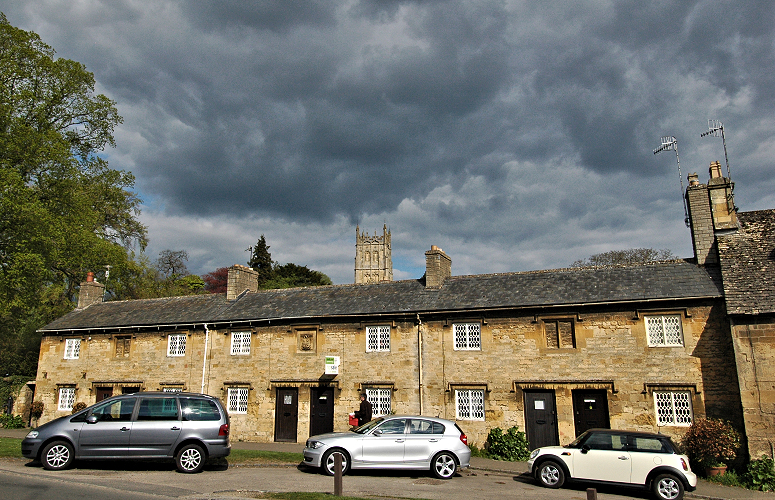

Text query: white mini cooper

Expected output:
[527,429,697,500]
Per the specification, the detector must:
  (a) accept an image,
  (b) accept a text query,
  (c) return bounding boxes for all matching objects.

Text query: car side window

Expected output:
[137,397,179,421]
[409,419,445,434]
[90,399,135,422]
[584,433,627,451]
[180,397,221,421]
[631,436,670,453]
[377,418,407,434]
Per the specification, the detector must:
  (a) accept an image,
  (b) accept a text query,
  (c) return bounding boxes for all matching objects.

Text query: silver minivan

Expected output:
[22,392,230,473]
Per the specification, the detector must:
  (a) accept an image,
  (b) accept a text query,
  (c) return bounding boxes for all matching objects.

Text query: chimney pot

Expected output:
[86,271,95,282]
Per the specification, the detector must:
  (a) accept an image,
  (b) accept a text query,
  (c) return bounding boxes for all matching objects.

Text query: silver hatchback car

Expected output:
[22,392,230,473]
[303,415,471,479]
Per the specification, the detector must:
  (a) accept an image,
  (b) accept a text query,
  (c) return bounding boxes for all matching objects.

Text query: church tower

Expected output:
[355,224,393,284]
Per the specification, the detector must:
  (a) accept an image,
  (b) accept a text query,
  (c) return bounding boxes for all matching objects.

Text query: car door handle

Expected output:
[120,427,130,432]
[428,439,439,442]
[170,426,181,431]
[618,456,629,460]
[395,439,405,443]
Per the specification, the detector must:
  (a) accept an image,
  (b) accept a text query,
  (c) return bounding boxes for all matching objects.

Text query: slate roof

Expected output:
[717,209,775,315]
[40,260,722,333]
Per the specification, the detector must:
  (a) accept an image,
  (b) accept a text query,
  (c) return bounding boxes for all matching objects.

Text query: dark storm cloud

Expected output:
[4,0,775,282]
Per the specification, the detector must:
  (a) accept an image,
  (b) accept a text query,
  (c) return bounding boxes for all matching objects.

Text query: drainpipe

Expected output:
[417,314,423,415]
[201,324,210,394]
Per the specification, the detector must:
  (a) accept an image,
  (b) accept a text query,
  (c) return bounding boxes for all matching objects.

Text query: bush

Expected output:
[683,418,740,468]
[745,456,775,491]
[484,426,530,462]
[71,402,87,414]
[30,401,44,419]
[0,413,25,429]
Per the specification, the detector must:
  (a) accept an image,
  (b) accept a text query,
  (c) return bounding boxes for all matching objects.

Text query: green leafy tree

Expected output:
[0,13,146,376]
[262,262,332,289]
[571,248,677,267]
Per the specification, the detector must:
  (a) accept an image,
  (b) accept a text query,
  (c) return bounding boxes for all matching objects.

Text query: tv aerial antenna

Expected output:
[700,119,732,180]
[653,136,688,227]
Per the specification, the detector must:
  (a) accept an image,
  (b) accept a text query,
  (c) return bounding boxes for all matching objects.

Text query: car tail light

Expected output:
[681,457,689,471]
[459,432,468,445]
[219,424,229,437]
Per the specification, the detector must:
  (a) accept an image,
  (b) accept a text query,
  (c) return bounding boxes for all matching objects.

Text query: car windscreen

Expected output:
[353,417,384,434]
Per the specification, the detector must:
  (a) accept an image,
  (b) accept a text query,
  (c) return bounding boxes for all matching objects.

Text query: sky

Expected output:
[3,1,775,285]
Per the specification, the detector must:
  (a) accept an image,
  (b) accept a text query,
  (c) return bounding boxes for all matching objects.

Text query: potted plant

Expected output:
[30,401,44,425]
[71,402,87,414]
[683,418,740,475]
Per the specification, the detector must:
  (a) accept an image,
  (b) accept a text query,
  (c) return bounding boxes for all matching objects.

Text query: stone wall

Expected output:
[33,300,742,448]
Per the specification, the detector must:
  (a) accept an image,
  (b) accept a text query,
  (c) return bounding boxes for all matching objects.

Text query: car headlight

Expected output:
[307,440,325,449]
[26,430,39,439]
[529,449,540,460]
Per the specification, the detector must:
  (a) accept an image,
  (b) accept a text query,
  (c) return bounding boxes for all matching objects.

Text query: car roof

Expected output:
[382,415,455,423]
[583,428,671,439]
[110,391,217,399]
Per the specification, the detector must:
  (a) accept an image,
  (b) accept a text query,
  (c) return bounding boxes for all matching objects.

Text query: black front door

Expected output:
[95,387,113,401]
[274,388,298,442]
[524,390,559,450]
[309,386,334,437]
[572,389,610,436]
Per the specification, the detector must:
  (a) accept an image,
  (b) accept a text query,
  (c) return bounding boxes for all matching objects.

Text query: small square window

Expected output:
[58,387,75,411]
[366,326,390,352]
[115,336,131,357]
[654,391,693,426]
[167,334,186,357]
[455,389,485,420]
[230,331,251,355]
[64,338,81,359]
[365,388,392,417]
[646,315,684,347]
[228,387,249,414]
[544,319,575,348]
[453,323,481,350]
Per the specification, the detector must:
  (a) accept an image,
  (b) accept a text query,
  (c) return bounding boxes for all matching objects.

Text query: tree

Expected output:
[247,235,273,284]
[155,250,190,278]
[262,262,332,289]
[0,14,146,376]
[571,248,677,268]
[203,267,228,293]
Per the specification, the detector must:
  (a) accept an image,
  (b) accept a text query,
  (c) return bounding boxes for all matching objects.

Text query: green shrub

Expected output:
[71,402,87,414]
[484,426,530,462]
[682,418,740,468]
[30,401,43,419]
[0,413,25,429]
[706,469,745,488]
[745,455,775,491]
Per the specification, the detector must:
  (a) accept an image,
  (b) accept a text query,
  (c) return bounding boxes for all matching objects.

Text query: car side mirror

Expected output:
[581,445,590,454]
[86,415,98,424]
[372,429,382,436]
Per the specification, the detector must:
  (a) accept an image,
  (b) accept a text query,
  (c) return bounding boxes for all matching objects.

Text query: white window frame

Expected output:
[162,387,183,393]
[453,323,481,351]
[365,388,392,417]
[455,389,485,421]
[366,325,390,352]
[58,387,75,411]
[167,334,187,357]
[646,315,684,347]
[654,391,693,426]
[228,387,249,414]
[230,331,251,355]
[64,338,81,359]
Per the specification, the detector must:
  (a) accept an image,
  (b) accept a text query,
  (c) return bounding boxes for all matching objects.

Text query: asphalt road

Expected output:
[0,457,665,500]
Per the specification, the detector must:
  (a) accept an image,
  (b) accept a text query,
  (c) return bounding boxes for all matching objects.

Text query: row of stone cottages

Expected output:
[16,162,775,461]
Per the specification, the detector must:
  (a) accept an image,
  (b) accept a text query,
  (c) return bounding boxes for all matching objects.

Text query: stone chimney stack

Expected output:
[77,272,105,309]
[685,161,738,266]
[424,245,451,288]
[227,264,259,300]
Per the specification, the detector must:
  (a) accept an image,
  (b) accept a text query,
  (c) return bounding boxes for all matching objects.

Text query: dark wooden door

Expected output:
[524,390,559,450]
[572,389,610,436]
[309,386,334,437]
[274,388,298,442]
[96,387,113,401]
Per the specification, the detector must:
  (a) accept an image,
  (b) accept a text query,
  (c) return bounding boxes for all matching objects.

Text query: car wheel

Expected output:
[431,452,458,479]
[322,449,350,476]
[41,440,74,470]
[652,473,684,500]
[537,460,565,488]
[176,443,206,473]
